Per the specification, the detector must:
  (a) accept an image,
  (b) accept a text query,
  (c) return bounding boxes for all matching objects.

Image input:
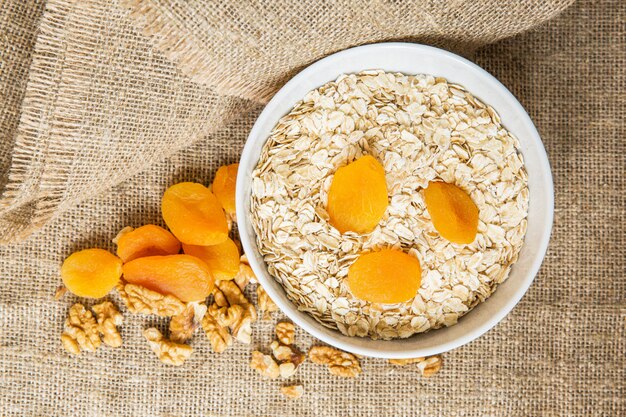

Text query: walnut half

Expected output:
[61,304,101,355]
[169,304,196,343]
[250,351,280,379]
[201,310,232,353]
[309,346,362,378]
[92,301,123,348]
[214,281,257,344]
[143,328,193,366]
[117,282,185,317]
[275,322,295,345]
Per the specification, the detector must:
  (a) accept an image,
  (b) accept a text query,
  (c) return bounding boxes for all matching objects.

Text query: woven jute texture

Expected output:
[0,0,574,244]
[0,0,624,416]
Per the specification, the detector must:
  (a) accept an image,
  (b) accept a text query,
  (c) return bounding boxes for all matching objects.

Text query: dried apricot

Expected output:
[182,237,240,281]
[161,182,228,246]
[347,249,421,304]
[327,155,388,234]
[115,225,181,262]
[61,249,122,298]
[423,181,478,244]
[122,254,214,302]
[212,163,238,217]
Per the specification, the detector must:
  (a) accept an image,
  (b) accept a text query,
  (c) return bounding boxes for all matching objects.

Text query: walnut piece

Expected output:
[250,351,280,379]
[54,285,67,300]
[257,286,278,320]
[143,327,193,366]
[213,281,257,344]
[212,287,229,307]
[387,355,442,376]
[275,322,295,345]
[216,280,249,306]
[309,346,362,378]
[239,254,257,284]
[270,341,305,366]
[61,304,101,354]
[117,282,185,316]
[280,385,304,399]
[388,357,425,366]
[169,304,195,343]
[169,301,207,343]
[231,308,255,344]
[201,310,232,353]
[269,337,305,379]
[210,303,243,328]
[234,262,256,291]
[417,355,443,377]
[92,301,123,348]
[279,362,297,378]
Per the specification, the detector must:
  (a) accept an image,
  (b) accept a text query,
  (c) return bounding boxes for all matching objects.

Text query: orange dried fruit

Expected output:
[122,254,214,302]
[327,155,388,234]
[115,225,181,262]
[423,181,479,244]
[347,249,421,304]
[212,163,238,217]
[182,237,240,281]
[161,182,229,246]
[61,249,123,298]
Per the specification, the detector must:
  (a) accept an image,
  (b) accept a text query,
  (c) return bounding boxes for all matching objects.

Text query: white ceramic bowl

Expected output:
[236,43,553,359]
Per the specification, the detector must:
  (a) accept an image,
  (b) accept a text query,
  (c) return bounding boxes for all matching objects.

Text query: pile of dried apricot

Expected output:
[60,164,241,302]
[325,156,479,305]
[58,163,256,364]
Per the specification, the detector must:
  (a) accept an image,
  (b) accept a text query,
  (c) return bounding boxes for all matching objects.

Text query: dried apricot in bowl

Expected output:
[162,182,229,246]
[347,249,421,304]
[327,155,388,234]
[116,225,181,262]
[212,163,238,217]
[182,238,240,281]
[61,249,122,298]
[423,181,479,244]
[122,254,214,302]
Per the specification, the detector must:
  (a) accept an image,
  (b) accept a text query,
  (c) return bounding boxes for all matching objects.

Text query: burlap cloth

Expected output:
[0,0,624,415]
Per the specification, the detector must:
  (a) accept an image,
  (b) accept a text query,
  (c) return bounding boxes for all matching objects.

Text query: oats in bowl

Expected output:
[249,70,529,340]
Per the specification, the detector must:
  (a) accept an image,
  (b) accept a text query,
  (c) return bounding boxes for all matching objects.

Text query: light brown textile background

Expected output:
[0,0,624,416]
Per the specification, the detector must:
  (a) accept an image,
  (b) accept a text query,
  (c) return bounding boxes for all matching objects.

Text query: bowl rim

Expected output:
[236,42,554,358]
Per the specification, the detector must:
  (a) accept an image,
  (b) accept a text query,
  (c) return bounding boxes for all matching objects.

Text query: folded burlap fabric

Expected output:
[0,0,573,244]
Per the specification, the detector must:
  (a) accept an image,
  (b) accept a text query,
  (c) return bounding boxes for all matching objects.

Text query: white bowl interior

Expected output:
[237,43,553,358]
